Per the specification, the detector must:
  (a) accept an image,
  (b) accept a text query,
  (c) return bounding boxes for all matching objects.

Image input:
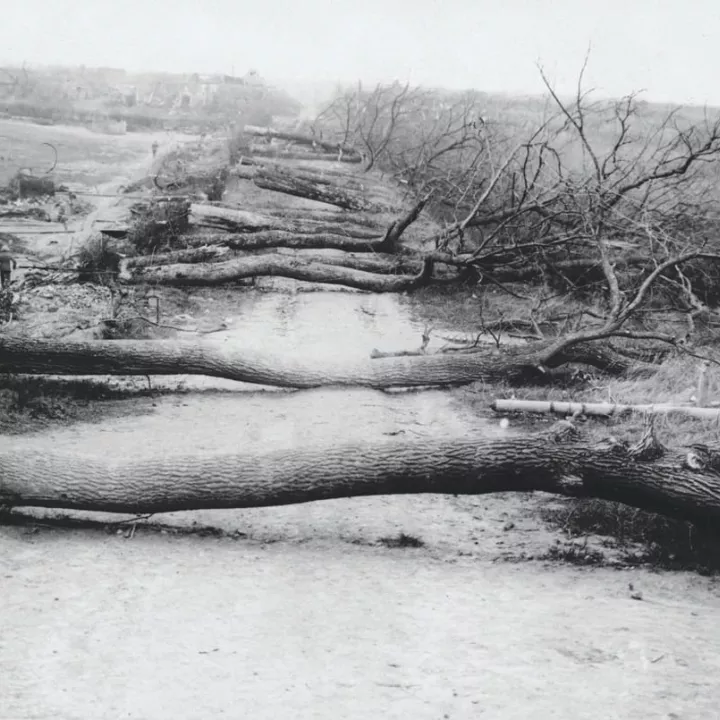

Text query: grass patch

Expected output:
[541,538,607,567]
[0,375,165,434]
[377,532,425,549]
[0,507,250,541]
[540,499,720,575]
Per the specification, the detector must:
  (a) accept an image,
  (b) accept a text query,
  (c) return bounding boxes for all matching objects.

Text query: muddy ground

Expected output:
[1,119,720,720]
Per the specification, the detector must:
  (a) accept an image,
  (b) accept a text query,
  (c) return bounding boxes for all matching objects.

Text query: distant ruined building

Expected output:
[140,70,269,112]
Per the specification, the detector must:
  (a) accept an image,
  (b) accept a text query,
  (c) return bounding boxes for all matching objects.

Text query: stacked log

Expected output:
[116,131,436,291]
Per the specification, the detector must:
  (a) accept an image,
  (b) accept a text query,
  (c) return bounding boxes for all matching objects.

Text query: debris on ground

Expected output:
[0,192,93,222]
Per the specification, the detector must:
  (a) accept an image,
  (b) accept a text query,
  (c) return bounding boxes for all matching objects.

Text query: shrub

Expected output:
[127,199,190,254]
[541,498,720,574]
[75,235,122,284]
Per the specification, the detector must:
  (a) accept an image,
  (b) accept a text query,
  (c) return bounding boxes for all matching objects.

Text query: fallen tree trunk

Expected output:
[272,248,421,274]
[124,245,231,268]
[365,341,645,376]
[243,125,360,157]
[247,147,362,163]
[492,398,720,419]
[253,168,378,211]
[398,250,654,276]
[122,247,420,276]
[185,230,392,253]
[0,336,649,391]
[189,204,283,232]
[256,207,384,228]
[120,254,433,291]
[235,161,369,191]
[3,422,720,521]
[473,256,651,285]
[189,203,382,239]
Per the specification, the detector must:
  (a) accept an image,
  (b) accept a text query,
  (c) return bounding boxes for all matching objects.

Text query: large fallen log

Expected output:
[185,230,394,253]
[189,204,382,239]
[253,167,377,212]
[235,161,369,190]
[473,256,651,285]
[127,246,420,274]
[189,204,285,233]
[243,125,360,157]
[124,245,231,269]
[120,254,433,291]
[274,248,420,274]
[0,336,647,391]
[247,147,363,163]
[3,422,720,521]
[257,207,383,228]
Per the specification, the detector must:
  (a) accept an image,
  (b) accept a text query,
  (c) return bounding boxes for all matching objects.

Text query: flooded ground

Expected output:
[2,121,720,719]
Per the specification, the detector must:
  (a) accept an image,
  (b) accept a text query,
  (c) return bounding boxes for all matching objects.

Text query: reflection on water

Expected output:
[214,291,446,361]
[15,289,508,463]
[169,290,464,392]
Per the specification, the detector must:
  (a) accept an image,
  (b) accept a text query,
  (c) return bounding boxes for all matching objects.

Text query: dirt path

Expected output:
[1,118,198,261]
[2,528,719,720]
[4,390,720,718]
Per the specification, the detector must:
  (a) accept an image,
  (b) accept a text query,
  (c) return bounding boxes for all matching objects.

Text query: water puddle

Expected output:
[214,291,444,358]
[159,289,478,393]
[13,289,509,459]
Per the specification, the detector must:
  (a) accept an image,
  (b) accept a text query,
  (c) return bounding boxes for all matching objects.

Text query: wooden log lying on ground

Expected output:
[184,230,391,253]
[247,147,362,163]
[253,207,384,228]
[189,204,382,239]
[235,161,369,190]
[474,257,651,285]
[120,254,433,292]
[4,421,720,521]
[121,247,419,276]
[0,335,647,394]
[124,246,232,269]
[253,167,377,212]
[492,399,720,420]
[189,204,281,232]
[272,248,421,274]
[243,125,360,157]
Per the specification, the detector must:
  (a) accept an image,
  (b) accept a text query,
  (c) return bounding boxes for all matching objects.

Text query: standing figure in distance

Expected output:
[0,243,17,289]
[151,140,159,158]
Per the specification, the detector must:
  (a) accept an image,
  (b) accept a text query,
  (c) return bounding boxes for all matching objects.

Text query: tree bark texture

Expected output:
[270,248,421,274]
[120,254,432,291]
[235,162,372,192]
[247,147,362,163]
[253,207,384,228]
[3,425,720,521]
[124,246,231,268]
[0,336,644,391]
[184,230,391,253]
[189,204,382,239]
[252,168,377,212]
[243,125,361,157]
[128,246,419,274]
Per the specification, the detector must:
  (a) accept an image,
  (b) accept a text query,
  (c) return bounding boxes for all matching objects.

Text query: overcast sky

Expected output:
[2,0,719,105]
